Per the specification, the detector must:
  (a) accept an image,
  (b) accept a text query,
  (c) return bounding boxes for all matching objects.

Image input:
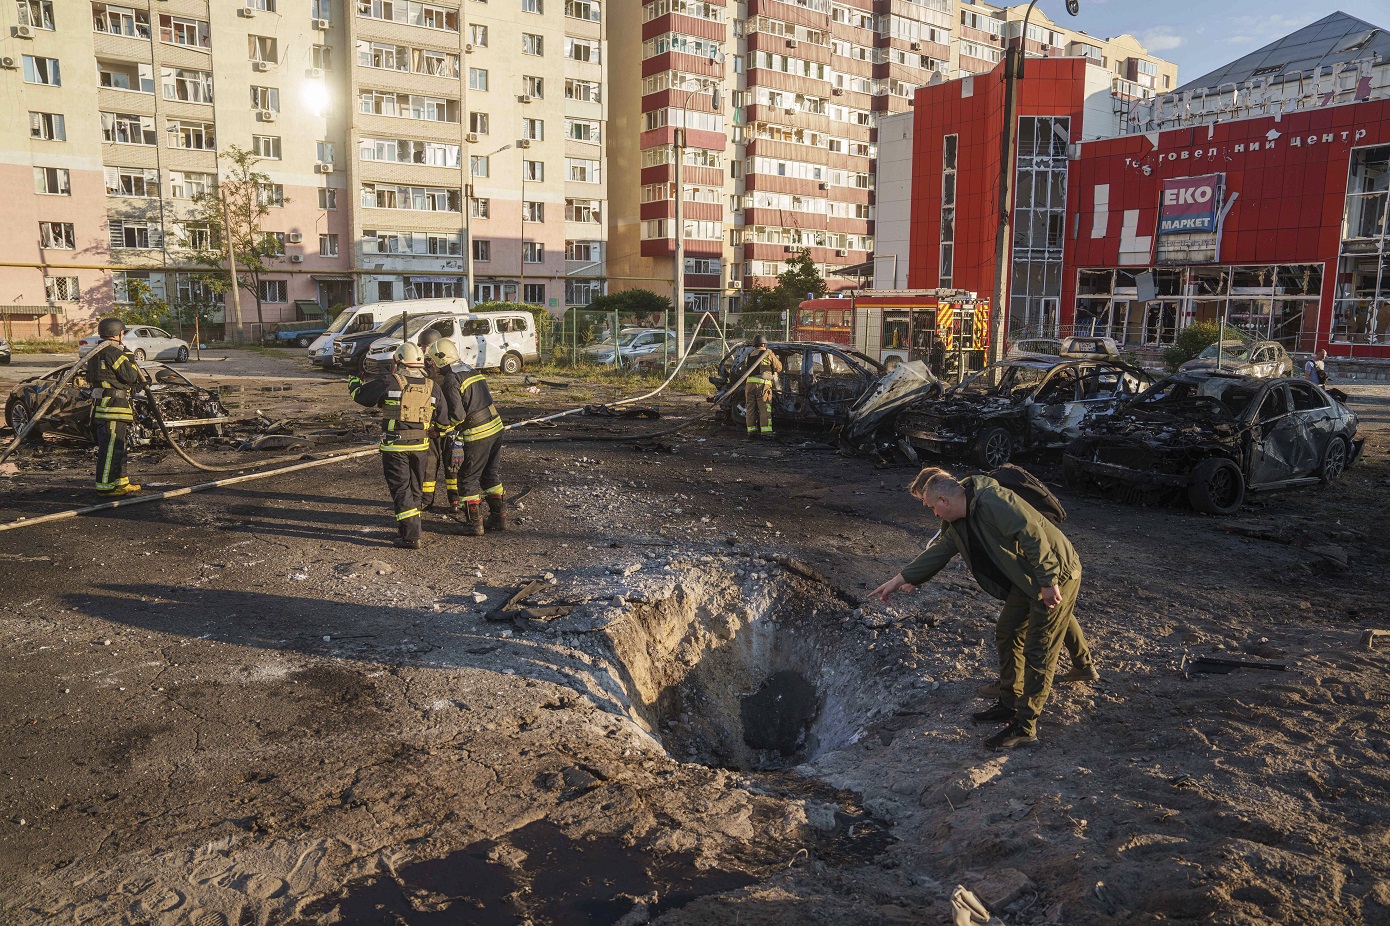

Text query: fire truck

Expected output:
[794,290,990,379]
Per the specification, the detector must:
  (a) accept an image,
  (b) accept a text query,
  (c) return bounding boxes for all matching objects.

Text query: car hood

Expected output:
[308,334,333,351]
[1179,357,1256,374]
[845,361,942,441]
[367,337,404,356]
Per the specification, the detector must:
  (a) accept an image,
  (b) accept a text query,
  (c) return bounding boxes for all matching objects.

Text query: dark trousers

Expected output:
[455,434,503,501]
[422,433,452,502]
[381,449,427,542]
[94,419,130,491]
[996,575,1082,736]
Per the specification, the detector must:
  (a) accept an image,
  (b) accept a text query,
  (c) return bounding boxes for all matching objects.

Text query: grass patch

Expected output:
[527,359,717,396]
[206,342,297,356]
[11,338,78,354]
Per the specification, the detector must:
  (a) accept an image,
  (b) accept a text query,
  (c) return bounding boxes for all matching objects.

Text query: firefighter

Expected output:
[743,334,783,438]
[349,343,446,549]
[451,361,505,536]
[424,337,467,511]
[417,328,454,510]
[88,317,145,496]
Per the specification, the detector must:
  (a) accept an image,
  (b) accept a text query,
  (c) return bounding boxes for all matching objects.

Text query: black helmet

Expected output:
[419,328,442,348]
[97,317,126,339]
[753,334,767,348]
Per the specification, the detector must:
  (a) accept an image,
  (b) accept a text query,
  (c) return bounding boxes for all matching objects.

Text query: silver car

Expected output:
[1180,341,1292,378]
[78,325,190,363]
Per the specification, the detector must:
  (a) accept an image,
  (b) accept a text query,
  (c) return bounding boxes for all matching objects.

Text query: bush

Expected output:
[1163,321,1223,372]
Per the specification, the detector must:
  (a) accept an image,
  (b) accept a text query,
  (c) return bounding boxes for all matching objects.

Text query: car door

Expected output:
[458,318,488,368]
[1285,381,1333,475]
[806,349,871,422]
[148,327,177,359]
[1248,384,1302,485]
[1027,364,1082,446]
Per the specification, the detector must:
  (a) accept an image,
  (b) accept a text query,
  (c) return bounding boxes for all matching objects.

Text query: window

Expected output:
[566,119,600,142]
[522,118,543,140]
[159,14,209,48]
[472,239,491,261]
[182,223,212,250]
[469,23,488,46]
[33,166,70,195]
[257,183,285,206]
[312,44,333,70]
[470,155,490,178]
[259,280,288,303]
[522,33,543,55]
[166,171,211,199]
[319,234,339,257]
[470,198,489,218]
[98,59,154,92]
[565,37,600,61]
[169,121,215,150]
[523,75,543,99]
[101,112,157,145]
[248,0,276,10]
[165,67,213,103]
[522,0,541,11]
[566,157,600,182]
[523,160,543,181]
[376,281,395,301]
[565,0,600,20]
[104,167,159,197]
[249,35,278,63]
[566,279,601,305]
[523,283,545,303]
[522,242,544,264]
[177,273,216,304]
[312,0,332,17]
[44,276,80,302]
[19,0,54,29]
[250,85,279,111]
[22,56,60,86]
[523,201,543,222]
[566,240,599,261]
[566,198,599,222]
[470,111,489,134]
[29,112,65,141]
[252,135,282,158]
[469,67,488,91]
[109,221,155,249]
[565,78,600,102]
[316,141,336,164]
[39,222,75,249]
[319,188,338,210]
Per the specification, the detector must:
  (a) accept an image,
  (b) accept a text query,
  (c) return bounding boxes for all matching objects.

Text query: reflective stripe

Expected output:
[395,508,421,520]
[483,483,504,496]
[760,425,773,433]
[379,441,430,452]
[747,376,767,385]
[746,426,757,433]
[445,479,458,490]
[460,374,486,390]
[422,481,436,492]
[112,354,128,368]
[461,493,481,503]
[462,416,503,441]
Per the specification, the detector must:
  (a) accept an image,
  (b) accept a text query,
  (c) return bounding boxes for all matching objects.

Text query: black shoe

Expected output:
[984,722,1037,750]
[971,701,1015,724]
[392,537,420,550]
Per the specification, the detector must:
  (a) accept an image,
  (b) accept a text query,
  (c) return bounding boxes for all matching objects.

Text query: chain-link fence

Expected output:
[541,308,798,374]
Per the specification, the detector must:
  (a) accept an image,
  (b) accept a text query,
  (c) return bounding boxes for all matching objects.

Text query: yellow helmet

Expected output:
[394,342,425,367]
[428,337,460,367]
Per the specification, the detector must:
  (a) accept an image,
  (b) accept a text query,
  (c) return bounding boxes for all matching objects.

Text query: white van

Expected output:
[306,298,469,367]
[361,310,539,375]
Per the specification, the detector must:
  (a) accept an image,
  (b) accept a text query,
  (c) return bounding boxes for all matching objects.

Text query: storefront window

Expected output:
[1333,145,1390,345]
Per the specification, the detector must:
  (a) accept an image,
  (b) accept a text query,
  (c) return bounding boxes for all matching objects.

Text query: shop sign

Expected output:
[1158,174,1222,235]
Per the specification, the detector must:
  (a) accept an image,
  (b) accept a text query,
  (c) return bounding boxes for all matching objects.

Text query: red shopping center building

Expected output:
[881,12,1390,358]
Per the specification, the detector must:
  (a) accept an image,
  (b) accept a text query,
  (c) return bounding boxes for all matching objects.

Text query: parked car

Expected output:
[1179,340,1293,378]
[630,338,727,372]
[308,299,468,367]
[709,341,887,429]
[264,319,329,348]
[0,336,10,364]
[1063,371,1363,515]
[1008,338,1063,358]
[360,310,538,375]
[582,328,676,367]
[5,361,231,446]
[896,354,1152,468]
[78,326,189,363]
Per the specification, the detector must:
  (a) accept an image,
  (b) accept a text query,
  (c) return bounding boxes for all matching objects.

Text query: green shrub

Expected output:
[1163,321,1223,372]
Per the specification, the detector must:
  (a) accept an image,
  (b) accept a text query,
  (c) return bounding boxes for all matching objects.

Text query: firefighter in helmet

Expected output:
[88,317,146,496]
[451,360,506,536]
[743,334,782,438]
[349,342,447,549]
[424,337,467,511]
[417,328,457,510]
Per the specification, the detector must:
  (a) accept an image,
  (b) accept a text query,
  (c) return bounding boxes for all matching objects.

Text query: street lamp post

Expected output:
[466,143,511,303]
[673,76,721,358]
[989,0,1078,363]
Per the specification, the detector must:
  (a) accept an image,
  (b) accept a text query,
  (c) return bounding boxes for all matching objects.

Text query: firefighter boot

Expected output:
[463,499,486,536]
[484,493,506,532]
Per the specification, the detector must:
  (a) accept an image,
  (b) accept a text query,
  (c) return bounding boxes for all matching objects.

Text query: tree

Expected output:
[184,145,288,339]
[115,278,169,328]
[586,288,672,323]
[777,248,828,302]
[1163,320,1223,372]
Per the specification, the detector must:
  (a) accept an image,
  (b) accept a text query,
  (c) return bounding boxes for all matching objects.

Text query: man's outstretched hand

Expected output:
[868,573,915,604]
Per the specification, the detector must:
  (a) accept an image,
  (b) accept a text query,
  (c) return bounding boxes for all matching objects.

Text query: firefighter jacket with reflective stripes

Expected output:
[456,369,504,442]
[430,366,467,435]
[744,348,783,387]
[87,341,142,422]
[350,372,445,452]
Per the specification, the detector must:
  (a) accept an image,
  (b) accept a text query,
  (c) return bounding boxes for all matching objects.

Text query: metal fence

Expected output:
[544,309,792,373]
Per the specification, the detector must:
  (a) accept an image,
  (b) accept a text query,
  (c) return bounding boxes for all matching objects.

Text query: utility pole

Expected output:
[221,191,244,343]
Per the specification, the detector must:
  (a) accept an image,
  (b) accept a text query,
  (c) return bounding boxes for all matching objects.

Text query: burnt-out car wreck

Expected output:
[894,356,1152,468]
[710,341,894,429]
[1063,371,1363,515]
[5,362,233,447]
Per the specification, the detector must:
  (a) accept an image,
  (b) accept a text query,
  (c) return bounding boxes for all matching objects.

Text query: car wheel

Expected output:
[500,351,523,375]
[296,337,312,348]
[133,348,147,362]
[1187,458,1245,515]
[975,426,1013,469]
[6,400,40,441]
[1318,436,1349,484]
[175,345,189,363]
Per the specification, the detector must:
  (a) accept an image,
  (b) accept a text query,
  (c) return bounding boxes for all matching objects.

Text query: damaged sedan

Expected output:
[1063,371,1363,515]
[895,354,1152,468]
[5,362,232,447]
[709,341,889,429]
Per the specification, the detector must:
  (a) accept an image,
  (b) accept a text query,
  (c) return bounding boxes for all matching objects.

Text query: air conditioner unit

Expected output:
[0,56,18,69]
[252,60,271,72]
[836,248,848,257]
[783,245,795,252]
[465,132,480,144]
[238,7,256,17]
[817,182,828,190]
[463,43,474,53]
[12,24,34,38]
[910,41,921,50]
[257,109,278,122]
[305,67,324,78]
[729,280,741,289]
[785,39,797,48]
[287,232,303,243]
[290,254,305,263]
[315,162,334,173]
[831,87,844,96]
[312,18,330,29]
[783,107,795,115]
[515,138,531,148]
[518,94,533,104]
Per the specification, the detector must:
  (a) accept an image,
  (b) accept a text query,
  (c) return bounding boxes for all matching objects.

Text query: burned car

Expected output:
[710,341,888,429]
[1063,371,1362,515]
[5,361,232,447]
[1178,340,1293,378]
[896,356,1152,468]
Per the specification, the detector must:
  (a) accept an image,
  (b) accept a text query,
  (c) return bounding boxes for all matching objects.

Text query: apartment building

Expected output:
[605,0,1174,313]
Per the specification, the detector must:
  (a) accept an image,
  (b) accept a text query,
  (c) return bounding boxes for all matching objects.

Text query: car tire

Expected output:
[6,400,40,441]
[1187,458,1245,515]
[500,351,523,375]
[175,345,189,363]
[1318,436,1349,484]
[975,426,1013,469]
[133,349,147,362]
[296,337,311,348]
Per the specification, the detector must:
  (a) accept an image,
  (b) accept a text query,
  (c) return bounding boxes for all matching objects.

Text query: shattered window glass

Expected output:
[956,362,1048,398]
[1134,376,1259,417]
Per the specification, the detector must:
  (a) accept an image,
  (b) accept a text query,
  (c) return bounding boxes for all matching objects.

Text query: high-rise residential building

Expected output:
[606,0,1175,313]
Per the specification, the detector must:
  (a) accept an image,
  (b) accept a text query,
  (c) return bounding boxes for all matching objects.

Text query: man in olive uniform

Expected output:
[88,317,145,496]
[418,328,457,510]
[349,342,446,549]
[743,334,783,438]
[451,362,505,536]
[870,466,1090,750]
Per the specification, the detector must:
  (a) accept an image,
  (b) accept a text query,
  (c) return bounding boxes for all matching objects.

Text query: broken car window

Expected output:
[1257,387,1289,422]
[956,363,1048,399]
[1133,377,1259,417]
